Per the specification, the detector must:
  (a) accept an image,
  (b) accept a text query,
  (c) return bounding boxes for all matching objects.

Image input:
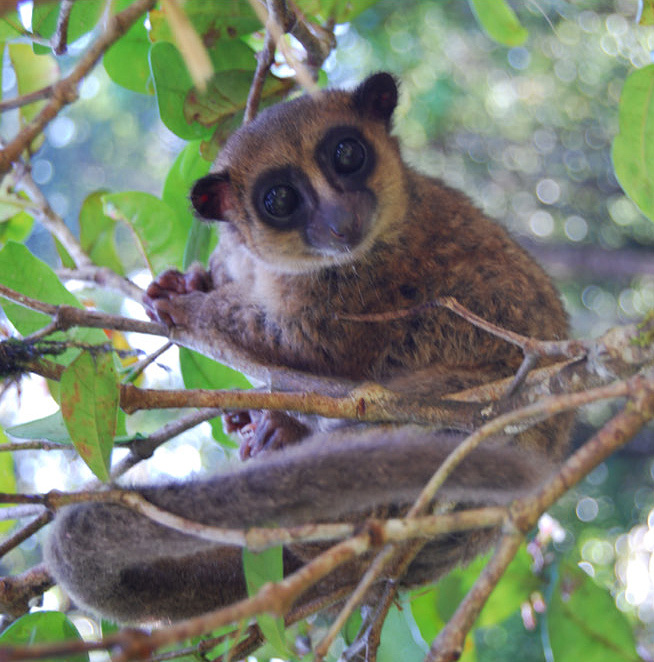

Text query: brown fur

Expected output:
[47,74,571,625]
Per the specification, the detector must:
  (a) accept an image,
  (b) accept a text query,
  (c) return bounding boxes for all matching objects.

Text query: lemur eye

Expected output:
[333,138,366,174]
[263,184,299,218]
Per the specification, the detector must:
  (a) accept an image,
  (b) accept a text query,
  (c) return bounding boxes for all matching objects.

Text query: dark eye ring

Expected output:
[333,138,366,175]
[263,184,300,218]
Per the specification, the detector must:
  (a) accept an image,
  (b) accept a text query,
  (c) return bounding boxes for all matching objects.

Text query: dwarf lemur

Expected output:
[46,73,570,624]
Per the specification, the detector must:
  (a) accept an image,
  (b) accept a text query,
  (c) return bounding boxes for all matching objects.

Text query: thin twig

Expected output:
[52,0,74,55]
[0,283,166,336]
[58,266,145,302]
[0,512,52,559]
[340,296,588,360]
[426,371,654,661]
[109,407,224,480]
[0,86,56,112]
[244,30,276,123]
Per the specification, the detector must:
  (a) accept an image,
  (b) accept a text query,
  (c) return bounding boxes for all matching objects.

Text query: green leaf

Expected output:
[162,140,215,267]
[0,611,87,662]
[8,43,59,123]
[179,347,250,445]
[295,0,379,22]
[7,411,72,444]
[0,243,106,357]
[187,70,290,128]
[376,600,429,662]
[150,41,212,139]
[149,1,260,43]
[31,0,103,52]
[0,12,24,40]
[548,564,638,662]
[0,428,17,534]
[60,351,119,482]
[0,211,33,246]
[243,546,289,658]
[162,141,212,267]
[179,346,251,390]
[638,0,654,25]
[102,191,190,274]
[467,0,528,47]
[410,547,539,647]
[79,191,124,275]
[612,64,654,222]
[186,70,293,160]
[103,11,153,94]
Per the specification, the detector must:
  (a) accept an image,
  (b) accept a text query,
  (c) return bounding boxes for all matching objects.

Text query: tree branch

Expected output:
[0,0,157,175]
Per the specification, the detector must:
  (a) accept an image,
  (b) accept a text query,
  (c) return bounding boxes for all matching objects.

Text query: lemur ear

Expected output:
[352,72,398,127]
[190,172,234,221]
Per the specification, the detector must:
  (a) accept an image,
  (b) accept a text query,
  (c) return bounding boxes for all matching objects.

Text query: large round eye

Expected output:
[333,138,366,174]
[263,184,299,218]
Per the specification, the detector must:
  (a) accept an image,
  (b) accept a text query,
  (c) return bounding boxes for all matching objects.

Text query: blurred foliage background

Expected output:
[1,0,654,660]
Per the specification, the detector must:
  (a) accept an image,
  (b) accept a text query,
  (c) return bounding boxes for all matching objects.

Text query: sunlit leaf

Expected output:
[31,0,103,53]
[179,347,249,445]
[60,351,119,482]
[374,600,429,662]
[0,211,33,246]
[0,428,17,533]
[0,243,106,356]
[0,11,23,39]
[612,64,654,223]
[7,411,72,444]
[638,0,654,25]
[243,546,289,658]
[162,140,213,267]
[149,1,260,43]
[0,612,86,661]
[104,11,153,94]
[548,564,638,662]
[187,70,293,160]
[79,191,124,275]
[8,43,59,123]
[295,0,379,22]
[467,0,528,46]
[102,191,190,274]
[150,41,212,139]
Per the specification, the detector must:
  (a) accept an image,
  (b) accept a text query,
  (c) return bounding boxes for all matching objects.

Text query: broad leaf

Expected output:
[243,546,289,658]
[638,0,654,25]
[149,1,260,43]
[612,64,654,222]
[7,411,72,444]
[0,212,33,246]
[79,191,124,275]
[179,347,250,445]
[0,11,23,40]
[31,0,103,53]
[162,141,214,267]
[468,0,528,47]
[8,44,59,123]
[548,564,638,662]
[0,428,17,533]
[0,243,106,358]
[295,0,379,22]
[104,11,153,94]
[0,612,86,662]
[150,41,213,139]
[102,191,190,274]
[60,351,119,482]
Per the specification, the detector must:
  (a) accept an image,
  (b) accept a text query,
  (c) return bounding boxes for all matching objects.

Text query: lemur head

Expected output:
[190,73,409,273]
